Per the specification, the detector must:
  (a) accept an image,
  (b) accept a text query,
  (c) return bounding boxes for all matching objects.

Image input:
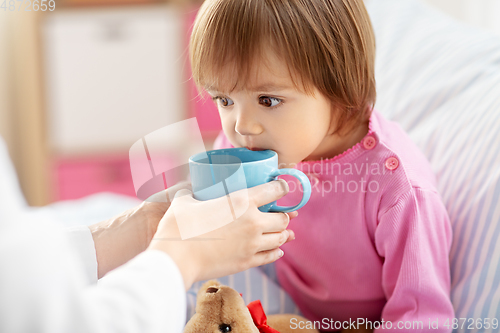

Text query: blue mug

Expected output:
[189,148,311,212]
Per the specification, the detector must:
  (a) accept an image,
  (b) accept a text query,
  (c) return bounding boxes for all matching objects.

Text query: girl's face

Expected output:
[206,52,365,168]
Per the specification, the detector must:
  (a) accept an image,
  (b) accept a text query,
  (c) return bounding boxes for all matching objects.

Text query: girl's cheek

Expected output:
[220,116,236,136]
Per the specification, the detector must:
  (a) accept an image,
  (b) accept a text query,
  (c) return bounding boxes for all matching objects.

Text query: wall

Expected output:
[0,10,48,206]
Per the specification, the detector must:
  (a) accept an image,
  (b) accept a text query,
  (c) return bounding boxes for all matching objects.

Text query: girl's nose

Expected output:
[235,111,263,136]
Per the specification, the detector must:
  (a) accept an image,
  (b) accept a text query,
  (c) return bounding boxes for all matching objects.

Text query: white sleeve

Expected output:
[64,225,98,285]
[0,217,186,333]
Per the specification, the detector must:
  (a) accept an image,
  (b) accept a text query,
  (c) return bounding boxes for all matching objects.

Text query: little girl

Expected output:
[188,0,454,331]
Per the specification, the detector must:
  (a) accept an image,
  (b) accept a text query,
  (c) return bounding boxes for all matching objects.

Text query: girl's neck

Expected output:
[304,120,370,162]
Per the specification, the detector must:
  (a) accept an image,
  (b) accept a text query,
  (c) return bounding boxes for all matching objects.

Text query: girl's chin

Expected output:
[277,157,301,169]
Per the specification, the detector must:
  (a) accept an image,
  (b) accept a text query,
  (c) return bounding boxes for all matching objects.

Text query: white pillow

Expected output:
[366,0,500,330]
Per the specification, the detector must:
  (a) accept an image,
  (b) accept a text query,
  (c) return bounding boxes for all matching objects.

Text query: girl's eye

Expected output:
[216,97,234,107]
[259,96,282,108]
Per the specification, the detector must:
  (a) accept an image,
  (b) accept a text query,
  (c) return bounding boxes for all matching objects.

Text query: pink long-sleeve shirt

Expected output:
[214,110,454,332]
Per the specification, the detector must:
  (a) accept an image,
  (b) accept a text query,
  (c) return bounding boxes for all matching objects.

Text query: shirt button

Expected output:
[362,135,377,150]
[385,157,399,171]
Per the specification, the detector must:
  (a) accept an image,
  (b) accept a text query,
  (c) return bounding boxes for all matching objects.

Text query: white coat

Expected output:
[0,217,186,333]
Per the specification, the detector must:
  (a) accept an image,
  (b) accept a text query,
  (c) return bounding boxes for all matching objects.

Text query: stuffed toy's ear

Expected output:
[185,280,259,333]
[196,280,222,302]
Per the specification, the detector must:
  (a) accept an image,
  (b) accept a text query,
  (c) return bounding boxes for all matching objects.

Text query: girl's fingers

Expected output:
[256,230,289,252]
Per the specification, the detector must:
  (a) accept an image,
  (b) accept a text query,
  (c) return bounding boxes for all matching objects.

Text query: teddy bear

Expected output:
[184,280,320,333]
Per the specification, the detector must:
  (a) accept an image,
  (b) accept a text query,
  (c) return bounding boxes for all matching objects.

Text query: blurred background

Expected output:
[0,0,499,207]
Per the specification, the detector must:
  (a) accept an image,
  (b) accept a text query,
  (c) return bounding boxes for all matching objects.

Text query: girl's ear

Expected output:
[327,104,341,136]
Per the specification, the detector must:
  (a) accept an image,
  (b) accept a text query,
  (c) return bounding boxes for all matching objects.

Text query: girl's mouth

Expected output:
[246,146,266,151]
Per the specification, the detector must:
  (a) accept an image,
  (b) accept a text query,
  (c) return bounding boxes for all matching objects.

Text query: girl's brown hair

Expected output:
[189,0,376,136]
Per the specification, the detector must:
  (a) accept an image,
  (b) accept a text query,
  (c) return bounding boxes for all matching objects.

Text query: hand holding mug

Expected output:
[149,180,298,291]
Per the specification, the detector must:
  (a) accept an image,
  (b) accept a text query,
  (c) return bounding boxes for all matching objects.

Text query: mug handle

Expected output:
[268,168,311,213]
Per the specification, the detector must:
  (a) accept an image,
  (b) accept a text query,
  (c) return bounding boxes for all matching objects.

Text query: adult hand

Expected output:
[148,179,298,291]
[89,182,192,279]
